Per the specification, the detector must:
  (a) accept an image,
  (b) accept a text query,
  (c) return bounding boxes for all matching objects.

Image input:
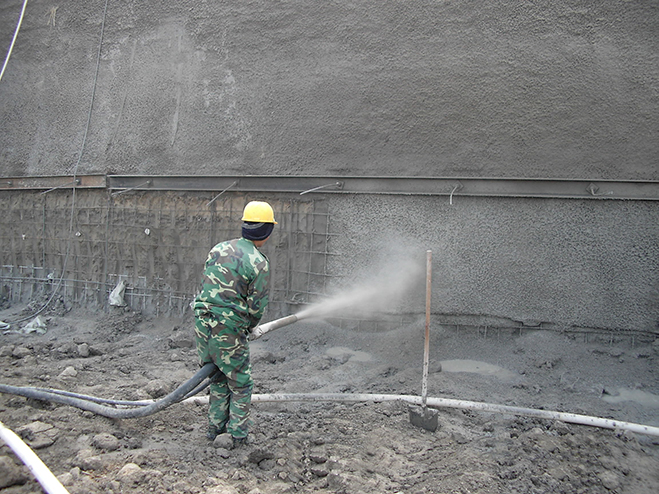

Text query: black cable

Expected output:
[0,363,217,419]
[181,379,211,402]
[15,387,153,407]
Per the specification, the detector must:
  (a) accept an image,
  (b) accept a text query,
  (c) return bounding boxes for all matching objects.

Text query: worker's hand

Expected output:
[248,326,262,341]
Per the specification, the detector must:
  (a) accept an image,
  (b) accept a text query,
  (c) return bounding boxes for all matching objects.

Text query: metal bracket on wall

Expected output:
[299,181,345,195]
[1,174,659,200]
[110,179,152,196]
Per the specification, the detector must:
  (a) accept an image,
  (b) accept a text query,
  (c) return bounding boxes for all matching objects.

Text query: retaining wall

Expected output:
[1,186,657,336]
[0,1,657,336]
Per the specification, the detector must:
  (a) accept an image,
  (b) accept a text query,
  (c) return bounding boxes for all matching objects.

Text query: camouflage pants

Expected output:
[194,313,253,439]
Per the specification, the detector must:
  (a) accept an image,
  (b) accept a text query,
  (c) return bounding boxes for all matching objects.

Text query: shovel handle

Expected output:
[422,250,432,407]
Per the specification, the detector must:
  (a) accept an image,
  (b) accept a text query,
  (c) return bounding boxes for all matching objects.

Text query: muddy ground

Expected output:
[1,303,658,494]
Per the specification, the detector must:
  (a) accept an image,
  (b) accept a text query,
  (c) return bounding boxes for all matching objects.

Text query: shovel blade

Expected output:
[409,405,439,432]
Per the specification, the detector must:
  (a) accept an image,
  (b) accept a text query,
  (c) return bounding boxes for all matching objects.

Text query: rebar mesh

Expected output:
[0,189,336,318]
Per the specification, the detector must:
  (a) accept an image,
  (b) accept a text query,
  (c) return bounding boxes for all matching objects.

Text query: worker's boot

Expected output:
[207,424,225,441]
[232,436,249,449]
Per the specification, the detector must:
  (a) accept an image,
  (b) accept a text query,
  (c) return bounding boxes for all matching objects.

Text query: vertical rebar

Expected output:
[285,199,294,303]
[41,195,46,269]
[102,193,112,310]
[209,195,216,248]
[321,203,331,295]
[306,208,313,298]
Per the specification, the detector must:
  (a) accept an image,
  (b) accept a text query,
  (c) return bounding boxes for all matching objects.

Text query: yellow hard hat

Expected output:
[241,201,278,224]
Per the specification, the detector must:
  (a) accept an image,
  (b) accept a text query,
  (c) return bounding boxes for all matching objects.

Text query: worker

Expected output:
[193,200,277,448]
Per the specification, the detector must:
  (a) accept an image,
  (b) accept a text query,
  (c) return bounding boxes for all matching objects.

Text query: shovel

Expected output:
[409,250,440,431]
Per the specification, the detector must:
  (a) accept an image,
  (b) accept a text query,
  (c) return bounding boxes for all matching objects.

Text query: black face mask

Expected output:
[242,222,274,241]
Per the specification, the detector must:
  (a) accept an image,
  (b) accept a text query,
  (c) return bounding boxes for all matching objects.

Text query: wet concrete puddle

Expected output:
[440,359,519,382]
[326,346,373,362]
[602,388,659,408]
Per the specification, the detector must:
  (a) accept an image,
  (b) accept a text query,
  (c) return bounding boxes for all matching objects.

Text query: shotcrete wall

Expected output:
[1,187,657,335]
[0,1,657,334]
[327,194,659,334]
[1,1,656,178]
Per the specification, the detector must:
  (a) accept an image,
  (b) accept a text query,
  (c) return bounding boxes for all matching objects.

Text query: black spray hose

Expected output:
[12,388,154,407]
[37,378,209,407]
[0,363,218,419]
[181,378,212,401]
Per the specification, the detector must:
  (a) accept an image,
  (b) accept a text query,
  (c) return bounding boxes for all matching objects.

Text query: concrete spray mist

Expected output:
[295,257,424,321]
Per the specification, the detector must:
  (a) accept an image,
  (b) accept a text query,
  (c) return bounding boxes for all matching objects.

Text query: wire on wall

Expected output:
[0,0,29,82]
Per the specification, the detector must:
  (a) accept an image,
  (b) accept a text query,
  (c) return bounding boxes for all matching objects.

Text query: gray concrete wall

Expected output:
[0,1,657,334]
[0,0,657,178]
[327,195,659,333]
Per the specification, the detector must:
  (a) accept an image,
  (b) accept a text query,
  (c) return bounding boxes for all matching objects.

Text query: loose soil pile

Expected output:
[1,304,658,494]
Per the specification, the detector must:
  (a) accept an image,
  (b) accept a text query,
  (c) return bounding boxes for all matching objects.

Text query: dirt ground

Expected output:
[1,303,658,494]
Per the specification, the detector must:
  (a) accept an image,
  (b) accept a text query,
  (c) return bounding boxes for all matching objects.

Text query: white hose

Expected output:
[0,0,29,82]
[250,314,299,340]
[0,420,70,494]
[185,392,659,437]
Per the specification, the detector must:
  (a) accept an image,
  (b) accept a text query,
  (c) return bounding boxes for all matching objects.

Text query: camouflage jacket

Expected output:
[193,237,270,331]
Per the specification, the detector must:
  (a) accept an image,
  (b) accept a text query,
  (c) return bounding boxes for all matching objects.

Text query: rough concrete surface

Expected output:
[0,0,657,178]
[326,194,659,333]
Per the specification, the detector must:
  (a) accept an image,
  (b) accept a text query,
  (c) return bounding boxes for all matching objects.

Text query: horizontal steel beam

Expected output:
[0,175,106,190]
[106,175,659,201]
[1,174,658,200]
